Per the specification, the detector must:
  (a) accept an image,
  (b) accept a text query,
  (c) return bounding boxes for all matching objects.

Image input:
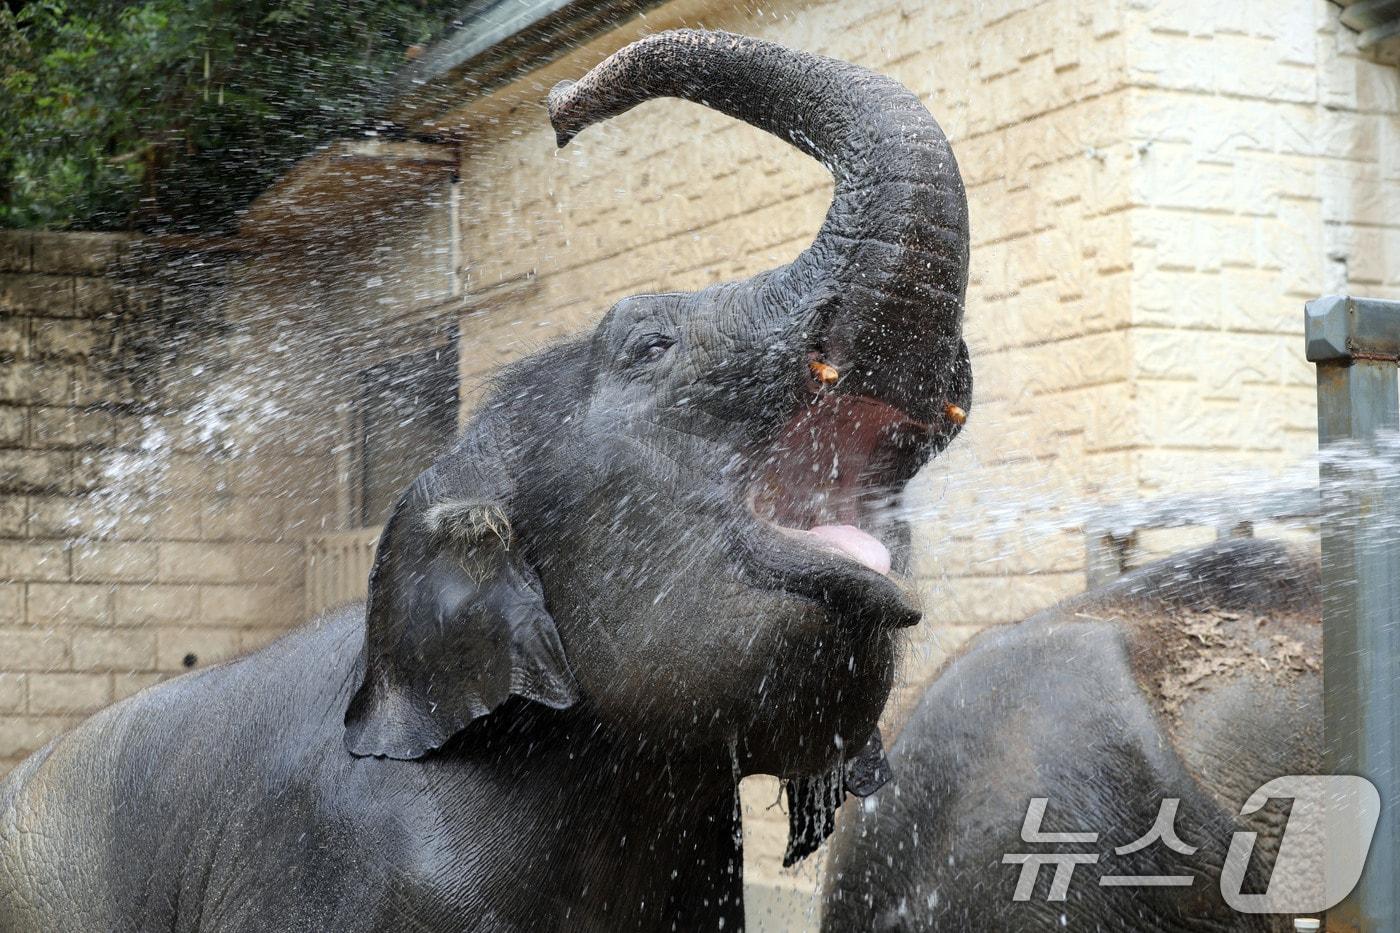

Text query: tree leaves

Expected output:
[1,0,460,232]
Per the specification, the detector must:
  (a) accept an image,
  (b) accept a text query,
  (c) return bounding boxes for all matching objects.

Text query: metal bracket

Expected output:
[1305,294,1400,363]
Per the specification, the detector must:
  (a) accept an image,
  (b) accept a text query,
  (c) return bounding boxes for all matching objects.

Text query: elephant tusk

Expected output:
[809,360,840,386]
[943,403,967,426]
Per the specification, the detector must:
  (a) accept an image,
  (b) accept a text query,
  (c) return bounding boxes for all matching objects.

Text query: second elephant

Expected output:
[823,538,1321,932]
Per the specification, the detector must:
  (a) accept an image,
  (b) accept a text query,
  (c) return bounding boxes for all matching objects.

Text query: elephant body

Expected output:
[822,539,1321,932]
[0,30,975,933]
[0,606,743,932]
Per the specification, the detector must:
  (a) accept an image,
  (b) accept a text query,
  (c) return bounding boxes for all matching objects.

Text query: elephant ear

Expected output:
[344,459,579,760]
[783,729,893,866]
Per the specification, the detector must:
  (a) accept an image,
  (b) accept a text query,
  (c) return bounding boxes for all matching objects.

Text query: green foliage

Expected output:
[0,0,456,232]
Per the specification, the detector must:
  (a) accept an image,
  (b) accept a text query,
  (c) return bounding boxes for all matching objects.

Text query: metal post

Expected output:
[1305,295,1400,933]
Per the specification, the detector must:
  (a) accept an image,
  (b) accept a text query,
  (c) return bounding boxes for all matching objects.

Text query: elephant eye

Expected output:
[635,334,674,364]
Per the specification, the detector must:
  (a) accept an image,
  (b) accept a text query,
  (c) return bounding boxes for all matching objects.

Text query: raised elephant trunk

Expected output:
[548,29,970,424]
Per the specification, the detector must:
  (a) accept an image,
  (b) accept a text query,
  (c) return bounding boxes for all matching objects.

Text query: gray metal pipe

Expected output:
[1306,295,1400,932]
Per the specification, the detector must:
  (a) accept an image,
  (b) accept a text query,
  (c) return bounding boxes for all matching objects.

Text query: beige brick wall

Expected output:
[0,231,316,772]
[1123,0,1400,489]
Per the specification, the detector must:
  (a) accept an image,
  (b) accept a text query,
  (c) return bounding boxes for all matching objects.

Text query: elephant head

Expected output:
[345,30,970,801]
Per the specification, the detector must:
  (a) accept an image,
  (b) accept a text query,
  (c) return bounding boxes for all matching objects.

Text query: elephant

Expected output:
[821,537,1322,932]
[0,30,973,933]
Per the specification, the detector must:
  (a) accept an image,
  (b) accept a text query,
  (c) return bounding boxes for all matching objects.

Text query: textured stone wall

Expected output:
[0,231,313,773]
[1123,0,1400,488]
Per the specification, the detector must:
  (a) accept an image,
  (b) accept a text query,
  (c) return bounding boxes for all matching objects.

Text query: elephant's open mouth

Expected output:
[739,378,935,626]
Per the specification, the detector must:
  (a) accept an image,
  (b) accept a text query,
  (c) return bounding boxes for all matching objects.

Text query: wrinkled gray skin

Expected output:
[822,538,1321,932]
[0,31,973,933]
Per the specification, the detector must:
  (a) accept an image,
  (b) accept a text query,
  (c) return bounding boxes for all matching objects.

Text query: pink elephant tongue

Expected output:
[806,524,891,576]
